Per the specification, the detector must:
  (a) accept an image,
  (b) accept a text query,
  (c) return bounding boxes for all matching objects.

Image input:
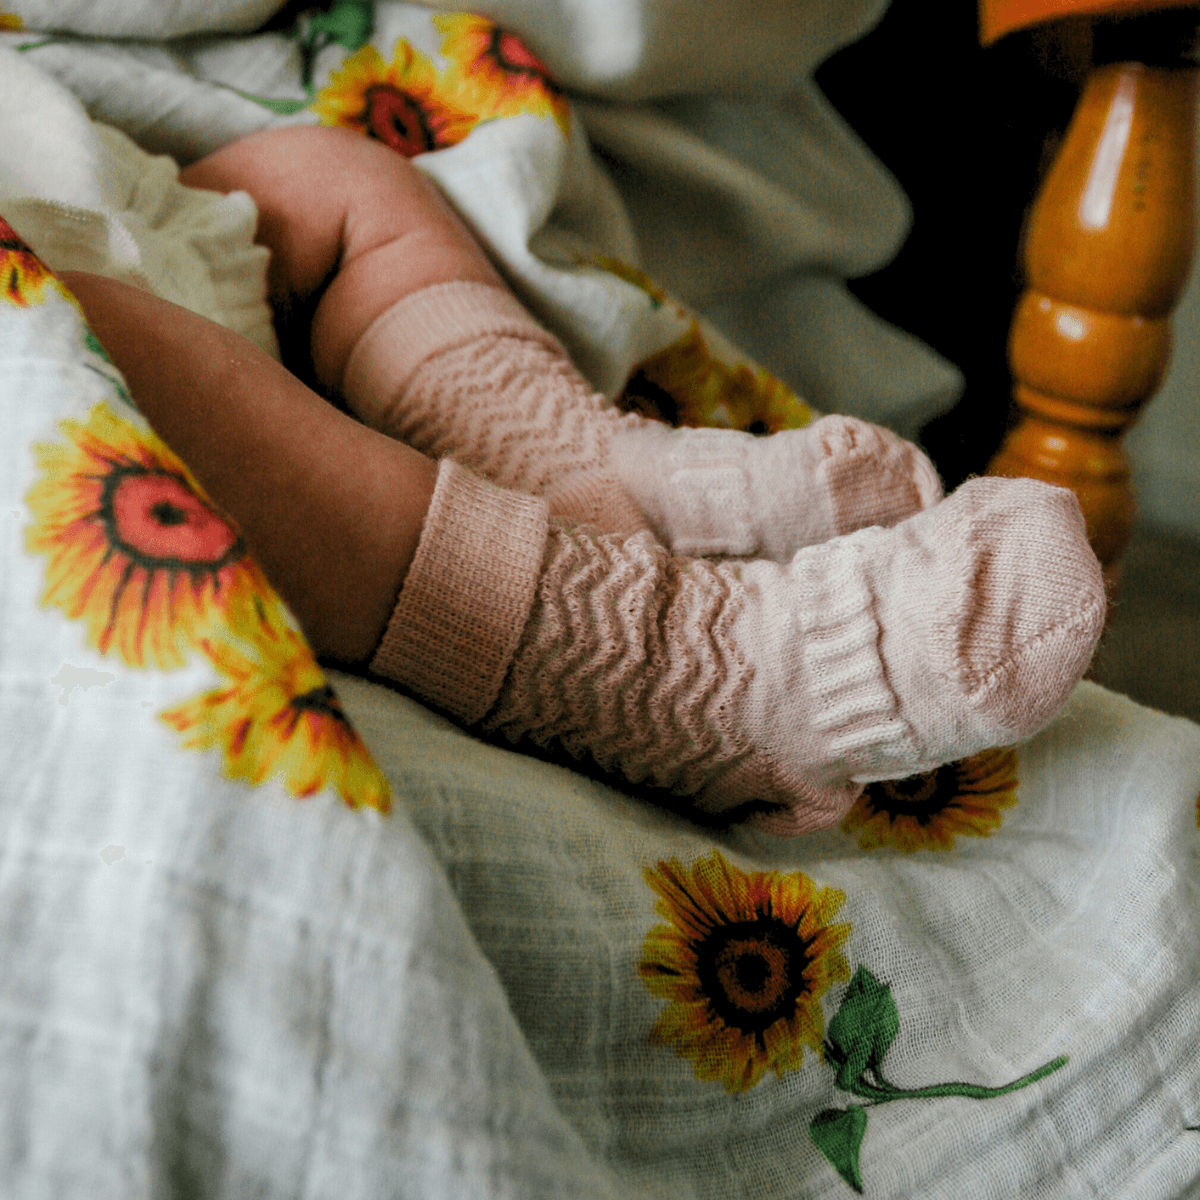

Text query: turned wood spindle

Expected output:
[988,59,1198,580]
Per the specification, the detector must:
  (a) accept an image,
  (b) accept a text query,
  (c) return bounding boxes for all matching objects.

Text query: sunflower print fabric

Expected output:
[311,15,569,157]
[311,40,480,156]
[24,403,269,671]
[626,323,813,434]
[1,215,67,307]
[841,748,1020,852]
[591,256,814,436]
[638,849,851,1093]
[638,850,1068,1193]
[434,13,570,138]
[24,396,390,811]
[12,236,390,813]
[161,593,389,810]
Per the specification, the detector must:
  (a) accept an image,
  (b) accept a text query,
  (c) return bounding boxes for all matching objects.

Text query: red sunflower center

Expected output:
[365,85,436,156]
[489,27,558,89]
[696,918,813,1037]
[106,468,242,568]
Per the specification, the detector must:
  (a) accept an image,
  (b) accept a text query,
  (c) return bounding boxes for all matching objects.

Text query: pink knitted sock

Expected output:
[374,462,1104,835]
[342,282,942,559]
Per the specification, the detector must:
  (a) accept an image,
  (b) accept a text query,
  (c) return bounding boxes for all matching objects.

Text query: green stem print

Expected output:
[295,0,374,88]
[810,966,1067,1193]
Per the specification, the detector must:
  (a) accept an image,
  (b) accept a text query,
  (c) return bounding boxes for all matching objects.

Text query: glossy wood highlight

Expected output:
[988,60,1198,576]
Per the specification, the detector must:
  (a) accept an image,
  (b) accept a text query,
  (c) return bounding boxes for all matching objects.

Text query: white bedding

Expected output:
[2,4,1200,1197]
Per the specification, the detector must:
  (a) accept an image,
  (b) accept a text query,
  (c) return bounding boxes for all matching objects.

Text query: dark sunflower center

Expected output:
[865,764,960,824]
[101,465,243,572]
[291,683,350,725]
[150,500,188,526]
[488,27,559,90]
[366,85,436,156]
[696,917,813,1036]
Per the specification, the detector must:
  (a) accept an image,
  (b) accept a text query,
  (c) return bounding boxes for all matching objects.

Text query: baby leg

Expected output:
[376,459,1105,833]
[183,126,942,558]
[61,270,437,664]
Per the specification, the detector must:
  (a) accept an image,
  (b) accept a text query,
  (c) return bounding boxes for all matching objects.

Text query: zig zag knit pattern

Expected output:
[342,282,943,558]
[483,527,753,796]
[403,335,633,509]
[372,463,1105,836]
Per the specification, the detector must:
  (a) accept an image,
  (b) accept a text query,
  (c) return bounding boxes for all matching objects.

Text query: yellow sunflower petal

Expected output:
[841,751,1020,853]
[25,402,267,670]
[162,600,390,812]
[313,38,482,157]
[435,12,569,137]
[639,849,853,1093]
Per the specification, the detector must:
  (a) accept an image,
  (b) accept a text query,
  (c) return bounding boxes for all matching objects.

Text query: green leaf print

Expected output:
[810,964,1068,1192]
[825,965,900,1093]
[809,1106,868,1194]
[307,0,374,53]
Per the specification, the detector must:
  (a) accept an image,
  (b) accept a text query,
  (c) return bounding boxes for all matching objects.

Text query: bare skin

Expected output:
[178,124,506,393]
[59,125,510,664]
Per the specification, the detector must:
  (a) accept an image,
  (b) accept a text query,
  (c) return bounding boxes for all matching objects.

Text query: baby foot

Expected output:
[697,476,1106,831]
[373,464,1103,836]
[342,281,942,559]
[595,412,943,558]
[484,476,1103,833]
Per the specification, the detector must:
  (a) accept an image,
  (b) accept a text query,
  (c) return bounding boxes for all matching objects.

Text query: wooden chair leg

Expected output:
[987,60,1198,588]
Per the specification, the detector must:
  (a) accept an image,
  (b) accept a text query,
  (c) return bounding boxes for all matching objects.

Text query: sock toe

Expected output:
[924,476,1105,740]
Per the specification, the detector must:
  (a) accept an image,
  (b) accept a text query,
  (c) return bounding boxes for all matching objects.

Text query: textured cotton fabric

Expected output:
[0,0,963,438]
[0,67,278,357]
[373,464,1103,834]
[346,282,944,558]
[3,7,1200,1200]
[370,459,550,724]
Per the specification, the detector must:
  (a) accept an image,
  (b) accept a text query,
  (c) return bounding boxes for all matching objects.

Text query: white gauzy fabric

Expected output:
[0,48,278,358]
[2,0,284,37]
[0,208,622,1200]
[0,0,963,438]
[335,675,1200,1200]
[3,7,1200,1199]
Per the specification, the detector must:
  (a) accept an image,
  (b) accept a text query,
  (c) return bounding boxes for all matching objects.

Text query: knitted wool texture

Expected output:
[342,281,942,559]
[373,462,1106,835]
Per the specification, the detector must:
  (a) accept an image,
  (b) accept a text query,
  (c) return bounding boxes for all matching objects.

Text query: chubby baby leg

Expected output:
[183,126,942,558]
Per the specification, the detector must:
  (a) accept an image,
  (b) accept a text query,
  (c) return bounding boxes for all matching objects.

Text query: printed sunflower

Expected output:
[625,323,813,434]
[1,215,66,307]
[588,255,668,308]
[435,13,570,138]
[0,11,23,31]
[24,402,271,669]
[312,39,479,157]
[161,595,390,812]
[841,748,1019,853]
[639,849,851,1093]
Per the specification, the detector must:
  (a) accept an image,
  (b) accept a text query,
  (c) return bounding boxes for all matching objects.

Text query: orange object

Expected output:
[988,61,1198,575]
[979,0,1198,45]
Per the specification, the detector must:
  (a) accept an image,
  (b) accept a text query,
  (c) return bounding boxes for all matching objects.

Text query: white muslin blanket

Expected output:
[1,4,1199,1198]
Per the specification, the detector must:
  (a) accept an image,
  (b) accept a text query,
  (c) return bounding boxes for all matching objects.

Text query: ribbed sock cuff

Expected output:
[788,533,919,780]
[342,281,567,406]
[370,459,550,725]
